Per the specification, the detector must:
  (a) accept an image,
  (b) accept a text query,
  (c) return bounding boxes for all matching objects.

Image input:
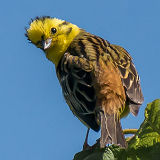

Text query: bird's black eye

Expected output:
[51,27,57,34]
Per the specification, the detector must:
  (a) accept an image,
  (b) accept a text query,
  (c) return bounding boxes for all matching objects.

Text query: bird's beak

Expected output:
[43,38,52,50]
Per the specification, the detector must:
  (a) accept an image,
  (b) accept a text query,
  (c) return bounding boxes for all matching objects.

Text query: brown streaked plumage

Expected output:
[26,17,144,149]
[56,31,143,148]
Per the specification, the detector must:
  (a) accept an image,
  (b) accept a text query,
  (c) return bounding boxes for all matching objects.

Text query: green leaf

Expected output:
[73,99,160,160]
[74,148,115,160]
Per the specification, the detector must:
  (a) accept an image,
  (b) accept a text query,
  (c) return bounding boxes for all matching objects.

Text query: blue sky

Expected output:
[0,0,160,159]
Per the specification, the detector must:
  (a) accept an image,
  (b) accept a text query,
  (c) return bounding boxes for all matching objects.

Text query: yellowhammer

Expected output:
[25,16,144,148]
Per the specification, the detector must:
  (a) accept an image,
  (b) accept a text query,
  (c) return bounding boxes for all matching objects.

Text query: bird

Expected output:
[25,16,144,148]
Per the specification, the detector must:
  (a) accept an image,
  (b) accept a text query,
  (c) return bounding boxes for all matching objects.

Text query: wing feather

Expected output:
[108,44,144,115]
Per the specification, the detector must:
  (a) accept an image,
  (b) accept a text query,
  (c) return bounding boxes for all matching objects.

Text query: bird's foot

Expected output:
[83,138,102,151]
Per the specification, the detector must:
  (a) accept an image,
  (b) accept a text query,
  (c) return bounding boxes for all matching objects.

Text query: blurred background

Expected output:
[0,0,160,159]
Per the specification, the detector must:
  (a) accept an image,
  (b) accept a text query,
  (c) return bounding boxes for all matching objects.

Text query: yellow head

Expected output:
[26,16,80,66]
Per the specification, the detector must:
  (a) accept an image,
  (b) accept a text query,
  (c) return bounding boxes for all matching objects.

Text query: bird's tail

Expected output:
[99,111,127,148]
